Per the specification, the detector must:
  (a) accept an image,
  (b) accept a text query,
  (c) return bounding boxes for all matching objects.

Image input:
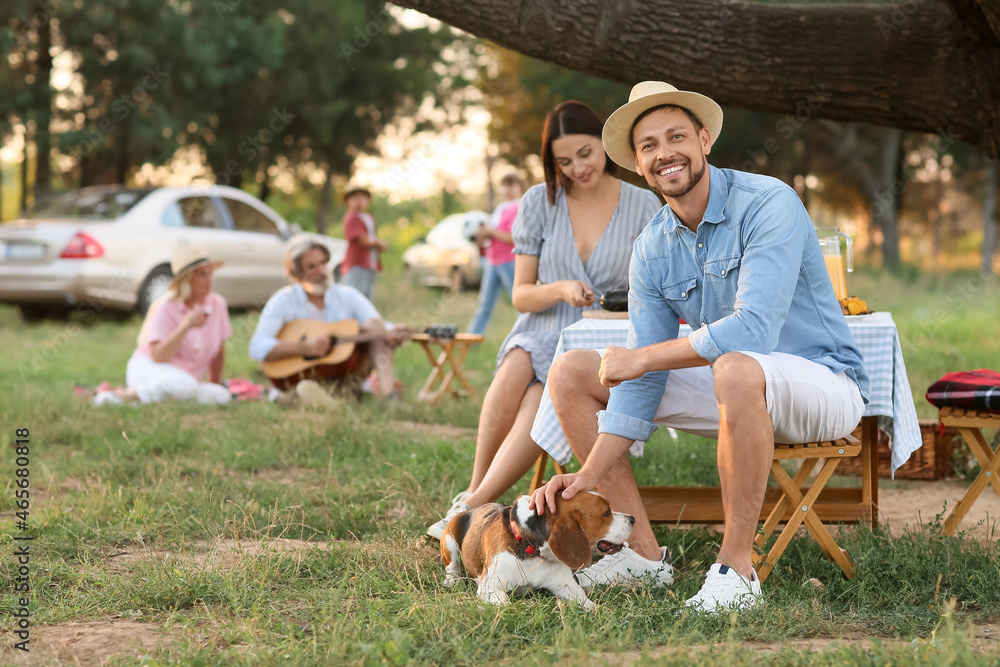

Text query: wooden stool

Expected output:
[939,407,1000,536]
[528,433,862,583]
[409,333,483,405]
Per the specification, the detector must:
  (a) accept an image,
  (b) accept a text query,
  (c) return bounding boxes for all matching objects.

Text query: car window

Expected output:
[161,203,185,228]
[176,197,223,229]
[222,198,280,235]
[27,189,152,220]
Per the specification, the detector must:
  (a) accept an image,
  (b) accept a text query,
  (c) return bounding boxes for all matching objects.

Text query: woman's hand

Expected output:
[600,346,648,387]
[182,309,209,330]
[560,280,594,308]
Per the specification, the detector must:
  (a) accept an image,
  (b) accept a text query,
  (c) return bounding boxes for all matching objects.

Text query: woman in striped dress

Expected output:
[427,101,661,538]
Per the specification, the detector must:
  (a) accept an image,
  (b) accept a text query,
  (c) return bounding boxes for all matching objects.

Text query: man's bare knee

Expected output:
[549,349,604,402]
[713,352,765,402]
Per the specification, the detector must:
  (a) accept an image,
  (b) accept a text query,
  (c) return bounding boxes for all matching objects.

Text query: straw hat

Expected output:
[169,246,224,289]
[602,81,724,172]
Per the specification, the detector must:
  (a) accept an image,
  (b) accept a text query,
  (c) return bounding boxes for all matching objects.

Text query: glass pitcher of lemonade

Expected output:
[816,228,852,300]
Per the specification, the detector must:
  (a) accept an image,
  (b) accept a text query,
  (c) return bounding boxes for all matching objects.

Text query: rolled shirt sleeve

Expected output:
[248,292,289,362]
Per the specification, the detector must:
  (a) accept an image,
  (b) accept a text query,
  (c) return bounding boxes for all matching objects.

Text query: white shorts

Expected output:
[642,351,864,444]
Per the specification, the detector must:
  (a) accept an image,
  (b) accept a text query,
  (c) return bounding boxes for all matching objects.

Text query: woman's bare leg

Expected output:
[465,382,544,506]
[467,348,535,492]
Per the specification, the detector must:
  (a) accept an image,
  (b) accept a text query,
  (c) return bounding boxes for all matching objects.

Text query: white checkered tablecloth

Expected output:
[529,312,922,473]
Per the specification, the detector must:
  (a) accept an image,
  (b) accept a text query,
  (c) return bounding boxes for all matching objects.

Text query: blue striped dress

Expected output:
[496,180,662,383]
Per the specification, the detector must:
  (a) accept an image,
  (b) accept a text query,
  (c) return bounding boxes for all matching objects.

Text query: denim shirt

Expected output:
[599,165,871,442]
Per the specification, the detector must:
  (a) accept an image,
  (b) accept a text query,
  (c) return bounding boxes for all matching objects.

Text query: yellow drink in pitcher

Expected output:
[824,254,847,300]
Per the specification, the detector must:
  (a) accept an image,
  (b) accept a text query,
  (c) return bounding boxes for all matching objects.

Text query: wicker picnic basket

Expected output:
[834,420,964,480]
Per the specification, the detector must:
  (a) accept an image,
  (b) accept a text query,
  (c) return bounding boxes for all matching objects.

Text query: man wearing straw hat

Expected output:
[530,82,871,613]
[249,238,405,404]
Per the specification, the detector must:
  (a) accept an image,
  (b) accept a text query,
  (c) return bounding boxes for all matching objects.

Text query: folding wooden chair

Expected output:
[938,407,1000,536]
[528,433,862,584]
[752,433,861,582]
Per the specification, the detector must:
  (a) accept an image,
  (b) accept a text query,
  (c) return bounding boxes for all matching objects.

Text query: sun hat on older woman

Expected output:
[168,246,225,290]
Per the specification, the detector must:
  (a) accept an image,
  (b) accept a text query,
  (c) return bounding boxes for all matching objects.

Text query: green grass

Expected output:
[1,267,998,665]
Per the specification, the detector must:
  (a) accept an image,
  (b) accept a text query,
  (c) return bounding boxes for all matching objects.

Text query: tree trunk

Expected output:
[316,166,333,235]
[33,17,52,202]
[114,124,130,184]
[871,129,904,270]
[982,158,998,274]
[20,138,30,213]
[259,160,271,203]
[393,0,1000,158]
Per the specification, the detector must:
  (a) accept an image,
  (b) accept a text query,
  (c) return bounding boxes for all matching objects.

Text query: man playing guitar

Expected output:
[249,239,408,402]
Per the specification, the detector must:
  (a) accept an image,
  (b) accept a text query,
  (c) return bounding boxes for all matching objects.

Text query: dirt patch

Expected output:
[388,420,475,441]
[0,619,185,666]
[598,622,998,662]
[877,480,1000,543]
[104,536,331,574]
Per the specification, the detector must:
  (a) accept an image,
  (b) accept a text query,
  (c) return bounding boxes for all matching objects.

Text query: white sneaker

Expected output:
[426,492,471,540]
[296,380,337,409]
[576,544,674,589]
[684,563,762,613]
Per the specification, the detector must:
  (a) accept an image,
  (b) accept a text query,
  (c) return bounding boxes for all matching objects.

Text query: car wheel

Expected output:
[137,265,173,315]
[17,304,53,323]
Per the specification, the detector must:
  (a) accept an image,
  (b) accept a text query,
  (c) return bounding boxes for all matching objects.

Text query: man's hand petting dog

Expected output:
[529,473,599,516]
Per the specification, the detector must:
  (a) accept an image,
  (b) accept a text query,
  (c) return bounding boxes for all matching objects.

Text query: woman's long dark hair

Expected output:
[541,101,617,204]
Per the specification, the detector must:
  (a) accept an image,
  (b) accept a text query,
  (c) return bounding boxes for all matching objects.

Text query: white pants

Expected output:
[645,351,865,444]
[126,354,231,405]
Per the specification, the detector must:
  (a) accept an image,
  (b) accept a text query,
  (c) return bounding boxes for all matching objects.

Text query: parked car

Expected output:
[402,211,487,291]
[0,185,347,321]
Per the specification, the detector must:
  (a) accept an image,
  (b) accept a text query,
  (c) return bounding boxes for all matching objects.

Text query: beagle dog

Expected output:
[440,492,635,608]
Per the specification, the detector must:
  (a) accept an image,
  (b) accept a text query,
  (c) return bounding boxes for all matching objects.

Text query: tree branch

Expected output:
[391,0,1000,157]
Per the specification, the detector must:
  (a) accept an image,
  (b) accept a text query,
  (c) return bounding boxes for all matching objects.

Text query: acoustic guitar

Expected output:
[260,318,409,390]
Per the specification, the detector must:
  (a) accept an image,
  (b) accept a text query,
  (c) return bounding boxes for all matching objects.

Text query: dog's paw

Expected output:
[443,574,460,588]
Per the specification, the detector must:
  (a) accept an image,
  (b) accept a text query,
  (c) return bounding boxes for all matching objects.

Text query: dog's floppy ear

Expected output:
[548,509,592,570]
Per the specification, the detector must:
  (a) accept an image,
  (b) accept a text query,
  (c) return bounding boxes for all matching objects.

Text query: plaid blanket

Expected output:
[926,369,1000,413]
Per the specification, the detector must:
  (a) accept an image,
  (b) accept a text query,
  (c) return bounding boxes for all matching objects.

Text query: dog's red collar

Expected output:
[510,518,541,557]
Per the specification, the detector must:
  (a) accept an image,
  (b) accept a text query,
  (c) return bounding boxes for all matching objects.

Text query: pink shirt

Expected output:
[136,292,232,380]
[486,201,518,266]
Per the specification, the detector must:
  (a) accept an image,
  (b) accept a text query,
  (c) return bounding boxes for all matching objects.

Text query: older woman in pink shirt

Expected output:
[121,247,232,405]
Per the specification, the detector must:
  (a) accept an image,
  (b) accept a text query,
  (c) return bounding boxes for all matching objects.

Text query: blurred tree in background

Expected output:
[0,0,466,233]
